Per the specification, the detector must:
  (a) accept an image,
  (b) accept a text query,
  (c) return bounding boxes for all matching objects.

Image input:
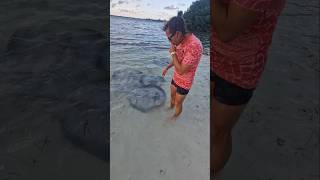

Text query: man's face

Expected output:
[166,29,182,46]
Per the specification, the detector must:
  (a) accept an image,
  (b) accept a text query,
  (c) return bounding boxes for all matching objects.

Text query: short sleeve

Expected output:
[182,43,202,65]
[231,0,271,13]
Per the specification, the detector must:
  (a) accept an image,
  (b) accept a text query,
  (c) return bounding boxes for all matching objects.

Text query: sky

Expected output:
[110,0,196,20]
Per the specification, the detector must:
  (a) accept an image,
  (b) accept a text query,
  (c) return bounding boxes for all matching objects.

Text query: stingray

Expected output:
[140,75,165,87]
[128,86,166,112]
[111,69,144,92]
[111,69,167,112]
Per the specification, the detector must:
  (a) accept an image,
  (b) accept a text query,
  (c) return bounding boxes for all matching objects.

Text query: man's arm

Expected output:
[171,53,192,75]
[212,0,259,42]
[166,61,174,70]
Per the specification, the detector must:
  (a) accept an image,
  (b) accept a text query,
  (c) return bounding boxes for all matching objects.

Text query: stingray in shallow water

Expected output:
[111,69,144,92]
[128,86,166,112]
[140,75,165,87]
[111,69,166,112]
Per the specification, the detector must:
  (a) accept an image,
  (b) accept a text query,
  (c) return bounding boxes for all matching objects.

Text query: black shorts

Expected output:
[171,79,189,95]
[210,71,254,105]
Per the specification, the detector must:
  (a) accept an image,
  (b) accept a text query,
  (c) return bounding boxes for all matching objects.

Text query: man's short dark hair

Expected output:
[163,11,187,35]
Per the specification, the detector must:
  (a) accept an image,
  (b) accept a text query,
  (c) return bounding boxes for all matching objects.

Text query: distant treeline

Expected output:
[183,0,210,32]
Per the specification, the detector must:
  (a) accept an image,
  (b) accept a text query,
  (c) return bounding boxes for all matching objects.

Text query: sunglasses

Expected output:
[168,33,175,41]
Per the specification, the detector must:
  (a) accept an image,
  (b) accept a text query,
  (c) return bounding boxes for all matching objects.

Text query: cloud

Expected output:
[164,5,179,10]
[178,3,186,6]
[120,9,136,14]
[118,0,127,5]
[147,3,151,6]
[136,4,140,8]
[112,0,129,8]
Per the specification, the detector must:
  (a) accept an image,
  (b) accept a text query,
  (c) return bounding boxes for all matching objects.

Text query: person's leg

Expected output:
[170,84,177,109]
[173,93,186,117]
[210,81,248,177]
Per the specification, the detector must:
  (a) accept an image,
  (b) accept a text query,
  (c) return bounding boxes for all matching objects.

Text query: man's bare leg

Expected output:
[210,81,247,177]
[169,84,177,109]
[173,93,186,118]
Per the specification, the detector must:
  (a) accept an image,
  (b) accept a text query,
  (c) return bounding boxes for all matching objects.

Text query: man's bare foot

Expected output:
[166,103,175,110]
[163,111,180,122]
[170,103,175,108]
[164,115,175,124]
[170,114,180,121]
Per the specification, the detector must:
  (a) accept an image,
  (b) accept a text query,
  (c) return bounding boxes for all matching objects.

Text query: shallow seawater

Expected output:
[110,15,209,105]
[110,15,170,73]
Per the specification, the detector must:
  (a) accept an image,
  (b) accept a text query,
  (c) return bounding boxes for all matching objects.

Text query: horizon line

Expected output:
[110,14,167,22]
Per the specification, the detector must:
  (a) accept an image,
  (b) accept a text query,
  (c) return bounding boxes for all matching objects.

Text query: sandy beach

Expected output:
[0,0,108,179]
[110,54,210,180]
[215,0,319,179]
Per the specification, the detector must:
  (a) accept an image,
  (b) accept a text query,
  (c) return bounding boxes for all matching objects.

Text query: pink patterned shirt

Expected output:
[172,33,203,90]
[211,0,286,89]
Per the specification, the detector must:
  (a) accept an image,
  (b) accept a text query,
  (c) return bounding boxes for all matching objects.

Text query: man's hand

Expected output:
[162,60,174,77]
[169,44,176,53]
[162,67,168,77]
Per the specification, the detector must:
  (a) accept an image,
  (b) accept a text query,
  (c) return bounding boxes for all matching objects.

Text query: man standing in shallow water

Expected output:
[162,11,203,119]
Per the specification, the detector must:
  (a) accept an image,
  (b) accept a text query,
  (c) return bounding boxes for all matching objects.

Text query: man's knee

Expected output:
[175,100,182,108]
[175,96,185,106]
